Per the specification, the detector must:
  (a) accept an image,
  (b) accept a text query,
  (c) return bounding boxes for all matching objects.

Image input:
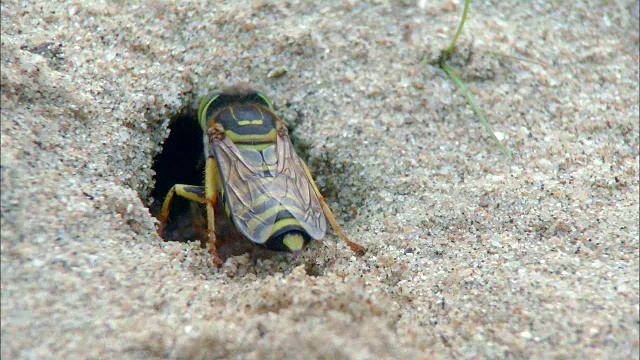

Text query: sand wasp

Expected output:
[157,86,365,266]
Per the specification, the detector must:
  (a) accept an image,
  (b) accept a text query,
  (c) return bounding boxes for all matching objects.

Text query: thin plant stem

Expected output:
[445,0,471,56]
[485,50,549,68]
[441,63,512,156]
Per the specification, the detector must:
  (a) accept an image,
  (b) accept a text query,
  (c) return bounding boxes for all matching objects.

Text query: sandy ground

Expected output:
[2,0,639,359]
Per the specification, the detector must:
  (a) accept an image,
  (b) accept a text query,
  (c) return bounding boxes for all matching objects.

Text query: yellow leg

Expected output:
[158,184,207,236]
[299,160,366,255]
[158,178,222,266]
[204,158,222,266]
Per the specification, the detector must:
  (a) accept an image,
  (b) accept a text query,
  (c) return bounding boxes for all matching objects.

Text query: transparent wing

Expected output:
[212,135,326,244]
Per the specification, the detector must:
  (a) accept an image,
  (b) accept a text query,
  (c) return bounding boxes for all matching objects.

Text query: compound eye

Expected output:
[197,92,221,129]
[255,92,273,109]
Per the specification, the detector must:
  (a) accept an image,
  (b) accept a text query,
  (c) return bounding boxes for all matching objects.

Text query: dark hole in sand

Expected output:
[149,110,260,259]
[150,110,206,243]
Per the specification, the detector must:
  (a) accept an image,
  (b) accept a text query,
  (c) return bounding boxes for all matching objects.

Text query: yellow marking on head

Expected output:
[237,120,264,126]
[225,128,277,142]
[229,106,236,121]
[282,233,304,252]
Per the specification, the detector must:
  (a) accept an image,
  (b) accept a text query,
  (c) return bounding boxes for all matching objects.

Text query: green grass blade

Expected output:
[441,63,512,156]
[445,0,471,56]
[485,50,549,68]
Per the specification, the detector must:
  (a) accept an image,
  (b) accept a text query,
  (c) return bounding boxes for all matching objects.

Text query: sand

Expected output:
[1,0,638,359]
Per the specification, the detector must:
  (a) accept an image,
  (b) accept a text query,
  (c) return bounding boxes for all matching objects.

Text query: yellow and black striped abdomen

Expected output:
[213,137,326,248]
[225,161,315,245]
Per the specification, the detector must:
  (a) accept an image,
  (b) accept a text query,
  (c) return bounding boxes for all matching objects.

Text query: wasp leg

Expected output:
[299,160,366,256]
[158,182,222,266]
[204,157,222,266]
[158,184,207,237]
